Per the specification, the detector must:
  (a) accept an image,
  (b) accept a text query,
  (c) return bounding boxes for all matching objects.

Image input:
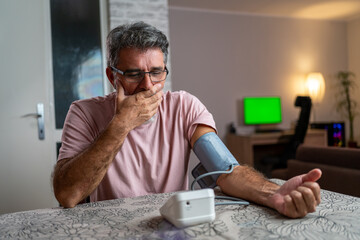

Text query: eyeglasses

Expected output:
[110,66,169,83]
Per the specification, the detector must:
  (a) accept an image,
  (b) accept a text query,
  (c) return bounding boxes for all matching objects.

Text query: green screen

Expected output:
[243,97,282,125]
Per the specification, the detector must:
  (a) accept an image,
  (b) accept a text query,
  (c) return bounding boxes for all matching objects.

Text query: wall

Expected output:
[347,17,360,143]
[169,8,349,141]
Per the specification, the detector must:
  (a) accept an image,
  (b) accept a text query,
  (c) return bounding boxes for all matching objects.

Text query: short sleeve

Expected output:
[58,103,96,161]
[180,92,217,141]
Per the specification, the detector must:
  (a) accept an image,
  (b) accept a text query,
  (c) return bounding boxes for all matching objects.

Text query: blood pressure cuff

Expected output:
[192,132,239,188]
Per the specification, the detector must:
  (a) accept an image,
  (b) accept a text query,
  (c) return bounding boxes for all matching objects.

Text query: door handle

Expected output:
[22,113,41,118]
[36,103,45,140]
[22,103,45,140]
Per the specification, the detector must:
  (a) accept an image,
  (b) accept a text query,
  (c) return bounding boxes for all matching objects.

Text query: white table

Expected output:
[1,180,359,239]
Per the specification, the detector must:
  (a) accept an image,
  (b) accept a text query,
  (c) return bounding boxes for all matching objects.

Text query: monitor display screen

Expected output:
[243,97,282,125]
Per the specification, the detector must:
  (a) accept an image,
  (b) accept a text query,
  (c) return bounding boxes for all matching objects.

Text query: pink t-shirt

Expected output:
[58,91,216,201]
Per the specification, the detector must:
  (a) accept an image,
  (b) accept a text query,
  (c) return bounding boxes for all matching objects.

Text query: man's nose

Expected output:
[138,73,154,90]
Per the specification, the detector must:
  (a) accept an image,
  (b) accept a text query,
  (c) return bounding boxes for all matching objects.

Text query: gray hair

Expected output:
[106,22,169,67]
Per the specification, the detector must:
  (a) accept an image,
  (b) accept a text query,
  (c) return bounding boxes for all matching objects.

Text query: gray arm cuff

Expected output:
[193,132,239,183]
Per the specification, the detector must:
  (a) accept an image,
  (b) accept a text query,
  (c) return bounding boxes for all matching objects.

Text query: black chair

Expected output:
[261,96,312,177]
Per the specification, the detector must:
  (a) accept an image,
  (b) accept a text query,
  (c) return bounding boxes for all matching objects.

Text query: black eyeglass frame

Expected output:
[110,66,169,83]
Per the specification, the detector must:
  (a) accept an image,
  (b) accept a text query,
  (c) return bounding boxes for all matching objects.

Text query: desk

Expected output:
[1,180,359,239]
[226,129,327,167]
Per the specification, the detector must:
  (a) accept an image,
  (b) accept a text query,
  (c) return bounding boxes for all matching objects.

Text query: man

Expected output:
[53,22,321,219]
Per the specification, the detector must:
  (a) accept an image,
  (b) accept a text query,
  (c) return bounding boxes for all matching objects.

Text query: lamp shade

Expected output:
[306,72,325,103]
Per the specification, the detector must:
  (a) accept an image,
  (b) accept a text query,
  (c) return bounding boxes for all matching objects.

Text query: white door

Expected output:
[0,0,109,214]
[0,0,58,214]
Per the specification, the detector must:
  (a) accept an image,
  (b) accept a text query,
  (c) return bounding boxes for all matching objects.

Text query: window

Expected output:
[50,0,104,129]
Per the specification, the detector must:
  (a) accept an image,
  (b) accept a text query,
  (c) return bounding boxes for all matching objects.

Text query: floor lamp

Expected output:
[305,72,325,122]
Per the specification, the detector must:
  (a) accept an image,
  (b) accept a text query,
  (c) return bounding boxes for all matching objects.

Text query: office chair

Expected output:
[261,96,312,177]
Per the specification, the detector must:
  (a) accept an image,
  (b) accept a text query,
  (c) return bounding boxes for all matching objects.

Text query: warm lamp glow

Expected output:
[306,72,325,103]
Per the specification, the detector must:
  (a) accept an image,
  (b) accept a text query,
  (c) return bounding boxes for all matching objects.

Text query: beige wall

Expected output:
[169,8,356,144]
[347,17,360,143]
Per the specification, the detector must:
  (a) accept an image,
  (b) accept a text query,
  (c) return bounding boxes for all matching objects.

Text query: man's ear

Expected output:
[106,67,116,89]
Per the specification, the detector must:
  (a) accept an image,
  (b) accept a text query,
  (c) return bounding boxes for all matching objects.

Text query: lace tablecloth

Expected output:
[1,184,360,239]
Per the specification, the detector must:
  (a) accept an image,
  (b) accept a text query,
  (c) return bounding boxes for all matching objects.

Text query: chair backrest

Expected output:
[296,144,360,170]
[292,96,312,146]
[279,96,312,166]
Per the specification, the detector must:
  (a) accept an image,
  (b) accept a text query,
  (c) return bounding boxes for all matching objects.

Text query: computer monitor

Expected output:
[243,96,282,125]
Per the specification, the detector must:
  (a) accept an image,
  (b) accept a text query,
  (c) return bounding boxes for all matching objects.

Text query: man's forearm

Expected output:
[217,165,322,218]
[53,116,129,208]
[216,165,279,209]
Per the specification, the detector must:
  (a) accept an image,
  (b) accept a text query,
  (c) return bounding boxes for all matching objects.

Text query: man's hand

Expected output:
[269,169,322,218]
[114,80,163,131]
